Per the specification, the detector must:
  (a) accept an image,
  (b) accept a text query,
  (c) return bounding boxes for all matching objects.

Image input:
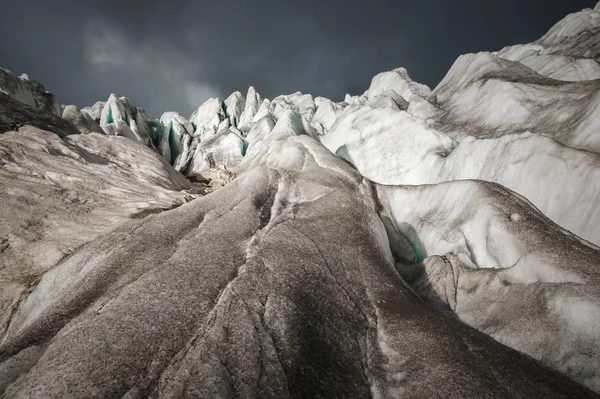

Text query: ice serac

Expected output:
[344,93,367,106]
[0,68,61,115]
[190,97,224,139]
[99,94,153,147]
[185,123,243,176]
[313,97,348,134]
[1,134,596,398]
[251,98,273,123]
[159,112,194,168]
[271,92,316,122]
[243,109,317,161]
[223,91,246,129]
[244,114,277,151]
[310,97,347,135]
[238,86,262,133]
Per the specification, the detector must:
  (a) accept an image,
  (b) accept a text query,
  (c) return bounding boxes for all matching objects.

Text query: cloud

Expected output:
[85,26,131,67]
[83,23,222,116]
[185,82,221,109]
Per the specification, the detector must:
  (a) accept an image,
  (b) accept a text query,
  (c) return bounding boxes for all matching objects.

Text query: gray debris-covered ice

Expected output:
[1,2,600,397]
[0,133,596,398]
[377,180,600,391]
[0,68,61,116]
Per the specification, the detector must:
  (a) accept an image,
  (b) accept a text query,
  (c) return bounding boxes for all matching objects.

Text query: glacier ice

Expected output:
[2,131,595,397]
[81,100,105,123]
[271,92,316,121]
[61,105,104,134]
[190,97,224,138]
[2,2,600,397]
[99,94,153,147]
[318,17,600,246]
[538,4,600,49]
[310,97,346,134]
[159,112,194,166]
[377,180,600,390]
[434,52,600,153]
[0,93,79,137]
[365,67,432,102]
[238,86,262,132]
[0,68,61,116]
[223,91,246,129]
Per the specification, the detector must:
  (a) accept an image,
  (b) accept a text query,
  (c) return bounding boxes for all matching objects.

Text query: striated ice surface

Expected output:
[2,129,595,397]
[238,86,263,133]
[61,105,104,134]
[434,52,600,153]
[190,97,224,138]
[365,67,432,102]
[159,112,195,167]
[1,2,600,396]
[0,68,61,115]
[377,180,600,391]
[99,94,153,146]
[223,91,246,128]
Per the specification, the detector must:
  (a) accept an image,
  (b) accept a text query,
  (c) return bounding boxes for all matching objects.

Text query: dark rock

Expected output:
[0,93,79,137]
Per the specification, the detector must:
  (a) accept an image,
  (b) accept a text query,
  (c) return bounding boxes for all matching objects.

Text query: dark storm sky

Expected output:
[1,0,596,117]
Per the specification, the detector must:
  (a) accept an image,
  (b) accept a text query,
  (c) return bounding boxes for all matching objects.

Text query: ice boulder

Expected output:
[365,67,432,102]
[81,101,106,123]
[62,105,105,134]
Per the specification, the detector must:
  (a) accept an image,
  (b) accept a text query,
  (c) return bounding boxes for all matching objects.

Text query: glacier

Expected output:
[1,2,600,397]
